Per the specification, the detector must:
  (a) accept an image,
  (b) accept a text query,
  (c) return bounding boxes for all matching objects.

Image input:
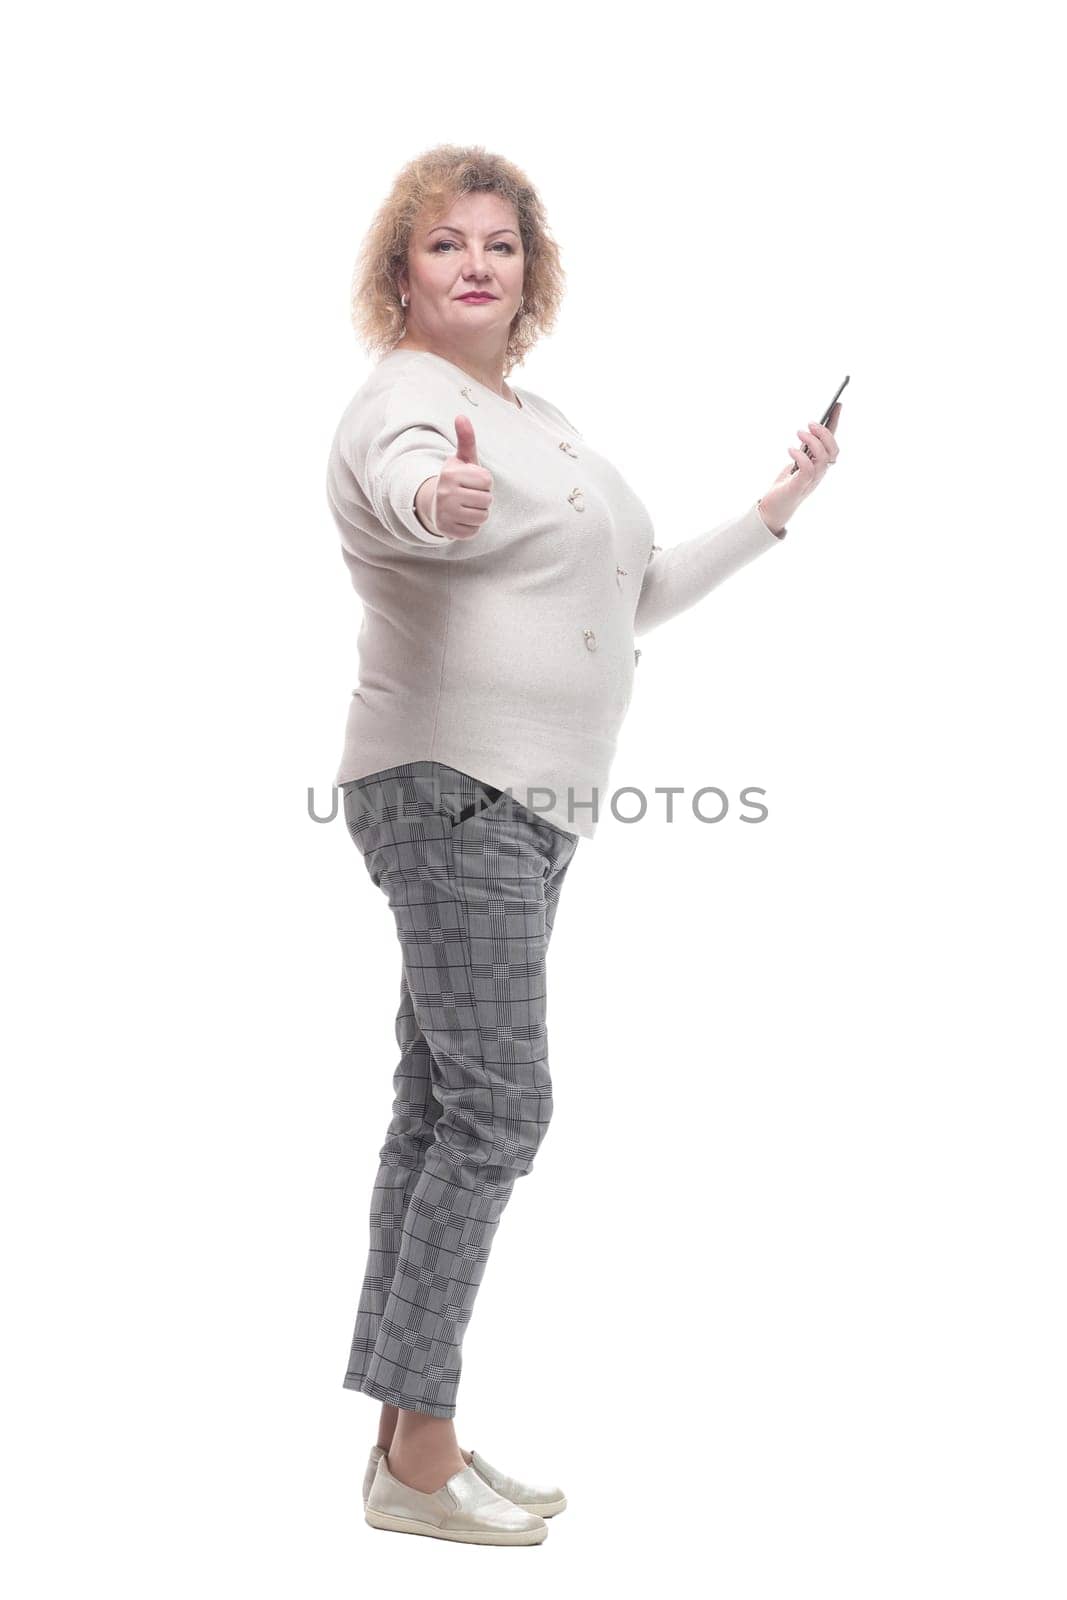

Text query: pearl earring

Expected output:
[400,292,409,309]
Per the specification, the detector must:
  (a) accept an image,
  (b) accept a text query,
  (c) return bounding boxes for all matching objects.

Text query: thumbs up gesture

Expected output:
[427,415,495,540]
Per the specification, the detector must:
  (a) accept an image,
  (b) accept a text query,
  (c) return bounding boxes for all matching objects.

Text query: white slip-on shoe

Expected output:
[465,1447,568,1518]
[362,1442,567,1517]
[364,1452,548,1545]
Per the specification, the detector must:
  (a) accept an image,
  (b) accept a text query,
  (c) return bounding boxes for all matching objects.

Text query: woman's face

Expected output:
[398,191,525,353]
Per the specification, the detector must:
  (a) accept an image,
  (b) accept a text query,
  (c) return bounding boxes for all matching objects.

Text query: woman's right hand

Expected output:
[420,415,494,540]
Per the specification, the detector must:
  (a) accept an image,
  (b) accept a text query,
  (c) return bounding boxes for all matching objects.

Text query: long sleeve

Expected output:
[633,501,784,637]
[343,414,454,549]
[369,425,454,545]
[337,378,487,558]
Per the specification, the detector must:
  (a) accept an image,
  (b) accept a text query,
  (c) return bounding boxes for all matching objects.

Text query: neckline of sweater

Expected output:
[382,347,527,412]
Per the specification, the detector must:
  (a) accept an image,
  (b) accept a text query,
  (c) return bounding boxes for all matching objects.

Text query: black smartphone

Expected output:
[790,374,849,474]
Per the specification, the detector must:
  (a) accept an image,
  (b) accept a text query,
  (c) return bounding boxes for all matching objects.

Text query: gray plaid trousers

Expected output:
[339,761,579,1418]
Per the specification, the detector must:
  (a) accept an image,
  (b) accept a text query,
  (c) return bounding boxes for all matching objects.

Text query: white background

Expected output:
[4,1,1064,1594]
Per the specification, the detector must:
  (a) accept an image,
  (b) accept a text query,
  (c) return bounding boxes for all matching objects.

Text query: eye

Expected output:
[432,240,516,253]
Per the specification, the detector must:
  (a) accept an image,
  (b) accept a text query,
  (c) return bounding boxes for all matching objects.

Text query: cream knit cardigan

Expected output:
[326,349,785,840]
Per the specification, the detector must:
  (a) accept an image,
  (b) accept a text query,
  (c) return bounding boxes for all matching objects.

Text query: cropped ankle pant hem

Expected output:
[342,1372,458,1420]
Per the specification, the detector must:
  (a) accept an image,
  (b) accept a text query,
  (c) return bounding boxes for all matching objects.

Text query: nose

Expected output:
[459,249,494,280]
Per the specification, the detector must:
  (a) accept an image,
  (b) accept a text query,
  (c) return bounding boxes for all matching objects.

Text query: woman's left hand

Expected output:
[757,403,842,534]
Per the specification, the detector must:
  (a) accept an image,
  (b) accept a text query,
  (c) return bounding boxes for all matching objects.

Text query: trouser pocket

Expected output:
[449,782,505,827]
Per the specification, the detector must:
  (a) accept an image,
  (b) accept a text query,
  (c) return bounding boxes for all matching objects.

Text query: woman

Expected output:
[326,144,840,1547]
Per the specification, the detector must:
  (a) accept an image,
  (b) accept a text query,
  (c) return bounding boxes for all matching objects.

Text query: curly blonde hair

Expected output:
[350,143,566,377]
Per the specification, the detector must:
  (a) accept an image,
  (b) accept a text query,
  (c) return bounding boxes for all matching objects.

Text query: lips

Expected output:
[458,293,496,302]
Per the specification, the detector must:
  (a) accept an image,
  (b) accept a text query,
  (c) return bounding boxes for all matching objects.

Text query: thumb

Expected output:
[454,414,479,465]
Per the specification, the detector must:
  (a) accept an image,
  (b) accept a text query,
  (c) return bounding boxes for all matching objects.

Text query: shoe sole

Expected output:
[522,1495,567,1517]
[365,1507,547,1544]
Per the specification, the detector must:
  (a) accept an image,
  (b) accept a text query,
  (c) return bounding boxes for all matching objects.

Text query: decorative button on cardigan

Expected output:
[326,348,785,840]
